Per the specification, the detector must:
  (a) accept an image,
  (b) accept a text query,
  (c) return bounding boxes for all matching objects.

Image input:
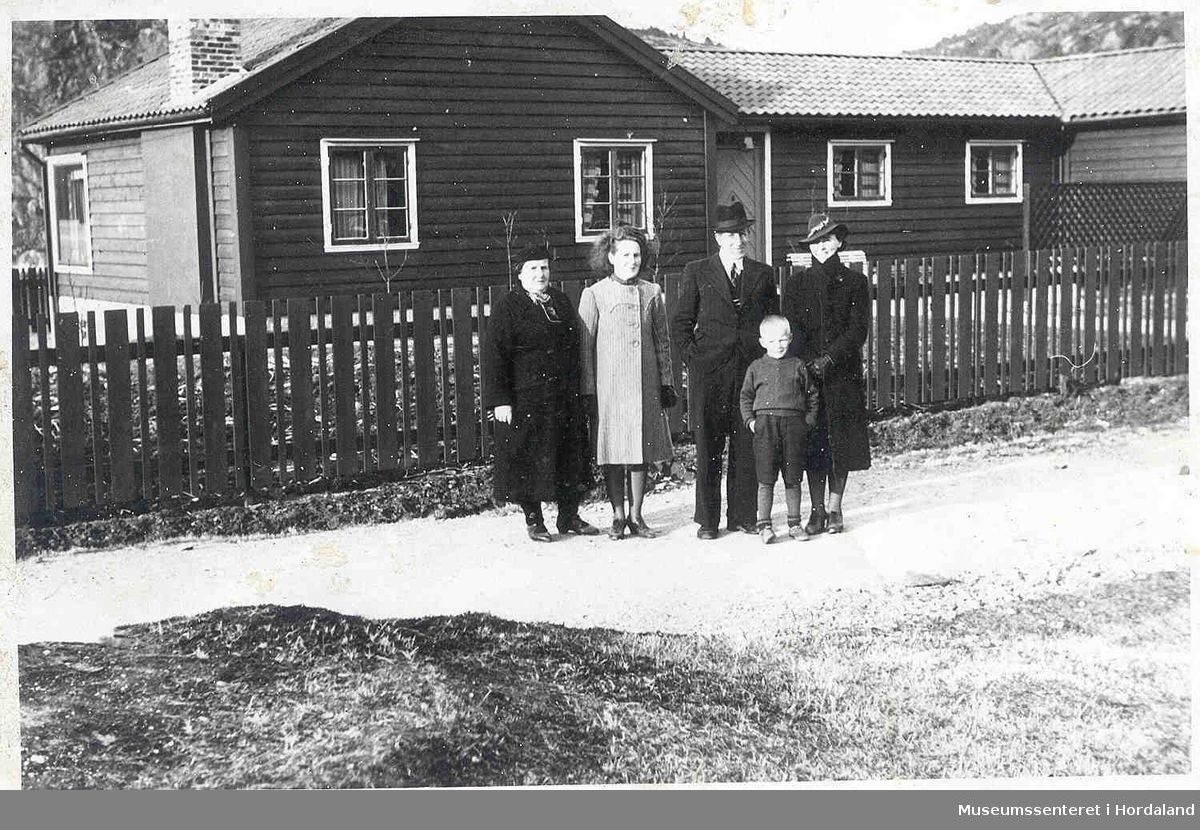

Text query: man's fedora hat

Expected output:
[713,200,755,233]
[801,213,850,245]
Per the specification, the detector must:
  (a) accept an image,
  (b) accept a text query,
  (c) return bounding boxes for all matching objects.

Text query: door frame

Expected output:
[714,128,774,264]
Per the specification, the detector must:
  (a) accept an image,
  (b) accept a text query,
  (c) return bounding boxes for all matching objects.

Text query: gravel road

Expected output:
[15,421,1195,645]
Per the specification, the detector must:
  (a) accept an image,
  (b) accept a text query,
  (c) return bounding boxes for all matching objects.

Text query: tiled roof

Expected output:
[668,50,1061,118]
[1033,45,1185,122]
[19,18,1186,140]
[20,18,352,138]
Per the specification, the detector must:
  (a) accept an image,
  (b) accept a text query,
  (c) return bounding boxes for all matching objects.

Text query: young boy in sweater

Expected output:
[739,315,820,543]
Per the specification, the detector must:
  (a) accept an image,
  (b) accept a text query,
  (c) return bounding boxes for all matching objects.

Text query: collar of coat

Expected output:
[810,252,844,281]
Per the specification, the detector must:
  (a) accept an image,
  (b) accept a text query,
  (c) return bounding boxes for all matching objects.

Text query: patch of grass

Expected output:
[769,570,1191,780]
[20,570,1189,787]
[869,375,1189,455]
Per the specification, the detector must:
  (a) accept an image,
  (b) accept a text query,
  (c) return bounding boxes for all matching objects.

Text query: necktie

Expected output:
[729,264,742,308]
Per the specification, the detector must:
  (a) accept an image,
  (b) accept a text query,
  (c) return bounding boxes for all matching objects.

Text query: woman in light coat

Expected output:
[579,226,677,540]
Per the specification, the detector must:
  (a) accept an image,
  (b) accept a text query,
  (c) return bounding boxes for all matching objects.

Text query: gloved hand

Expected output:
[660,385,679,409]
[747,418,757,434]
[805,413,818,428]
[810,354,834,378]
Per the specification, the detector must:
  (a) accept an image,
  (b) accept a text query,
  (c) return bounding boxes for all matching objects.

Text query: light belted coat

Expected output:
[578,276,674,465]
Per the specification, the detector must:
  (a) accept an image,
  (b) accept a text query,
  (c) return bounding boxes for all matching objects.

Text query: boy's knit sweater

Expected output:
[739,355,819,427]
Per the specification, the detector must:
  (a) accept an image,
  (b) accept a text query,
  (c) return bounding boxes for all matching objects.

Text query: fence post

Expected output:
[199,303,228,495]
[243,301,272,490]
[411,290,439,469]
[1007,251,1026,394]
[152,306,182,498]
[1151,241,1167,376]
[1129,244,1145,377]
[1174,241,1188,376]
[930,256,948,402]
[331,295,359,478]
[11,308,36,521]
[903,257,920,406]
[290,297,318,481]
[956,254,974,400]
[875,260,894,409]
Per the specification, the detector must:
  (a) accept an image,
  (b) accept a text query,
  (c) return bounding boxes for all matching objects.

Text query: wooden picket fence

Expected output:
[9,240,1188,522]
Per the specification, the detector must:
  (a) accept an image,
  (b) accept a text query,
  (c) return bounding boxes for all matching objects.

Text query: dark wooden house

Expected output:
[19,17,1187,304]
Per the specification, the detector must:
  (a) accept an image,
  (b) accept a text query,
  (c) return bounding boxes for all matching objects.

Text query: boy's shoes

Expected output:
[759,525,776,545]
[557,515,600,536]
[826,511,844,534]
[696,526,718,540]
[788,524,810,541]
[730,522,758,535]
[804,508,828,535]
[527,524,553,542]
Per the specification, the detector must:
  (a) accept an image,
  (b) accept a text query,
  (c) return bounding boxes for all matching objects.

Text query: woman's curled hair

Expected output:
[588,224,650,275]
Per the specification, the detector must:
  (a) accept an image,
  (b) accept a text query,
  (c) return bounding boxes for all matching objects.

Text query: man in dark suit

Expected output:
[671,201,779,539]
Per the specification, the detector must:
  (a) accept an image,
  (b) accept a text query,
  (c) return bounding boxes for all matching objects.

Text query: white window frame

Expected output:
[964,140,1023,204]
[320,138,420,253]
[47,152,93,274]
[827,140,893,208]
[573,138,656,242]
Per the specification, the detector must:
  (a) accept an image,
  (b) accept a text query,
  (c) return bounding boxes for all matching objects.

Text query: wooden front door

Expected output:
[715,132,767,260]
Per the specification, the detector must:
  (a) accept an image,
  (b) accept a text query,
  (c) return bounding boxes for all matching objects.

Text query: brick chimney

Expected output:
[169,19,243,102]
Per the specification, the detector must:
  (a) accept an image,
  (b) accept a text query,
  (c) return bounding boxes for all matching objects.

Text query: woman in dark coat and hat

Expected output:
[781,213,871,534]
[482,245,599,541]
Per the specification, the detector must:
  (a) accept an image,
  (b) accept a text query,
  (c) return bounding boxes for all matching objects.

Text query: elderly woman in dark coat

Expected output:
[781,213,871,534]
[482,245,599,542]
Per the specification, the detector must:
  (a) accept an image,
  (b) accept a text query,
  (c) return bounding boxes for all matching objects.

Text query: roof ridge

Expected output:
[669,47,1032,64]
[1033,42,1184,63]
[20,51,170,131]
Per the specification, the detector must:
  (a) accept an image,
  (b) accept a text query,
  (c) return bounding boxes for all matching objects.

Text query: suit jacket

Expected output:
[671,254,778,376]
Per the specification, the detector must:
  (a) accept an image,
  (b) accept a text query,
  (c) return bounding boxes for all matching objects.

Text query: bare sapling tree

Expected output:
[648,190,681,283]
[499,210,519,289]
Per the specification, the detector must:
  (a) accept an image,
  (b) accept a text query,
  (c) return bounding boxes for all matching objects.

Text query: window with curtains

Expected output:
[47,153,92,272]
[826,140,892,207]
[320,139,419,252]
[965,141,1023,204]
[573,139,654,240]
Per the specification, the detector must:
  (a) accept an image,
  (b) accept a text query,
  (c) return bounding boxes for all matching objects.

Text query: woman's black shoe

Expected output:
[557,515,601,536]
[626,518,659,539]
[527,523,553,542]
[826,511,844,534]
[804,508,828,535]
[608,518,627,540]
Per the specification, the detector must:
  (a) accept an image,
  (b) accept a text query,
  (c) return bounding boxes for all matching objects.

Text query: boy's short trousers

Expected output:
[752,413,808,488]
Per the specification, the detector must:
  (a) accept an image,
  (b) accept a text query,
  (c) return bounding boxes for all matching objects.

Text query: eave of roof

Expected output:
[19,17,358,142]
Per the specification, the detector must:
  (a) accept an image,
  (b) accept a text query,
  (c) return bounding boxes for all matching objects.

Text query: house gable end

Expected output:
[208,16,737,125]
